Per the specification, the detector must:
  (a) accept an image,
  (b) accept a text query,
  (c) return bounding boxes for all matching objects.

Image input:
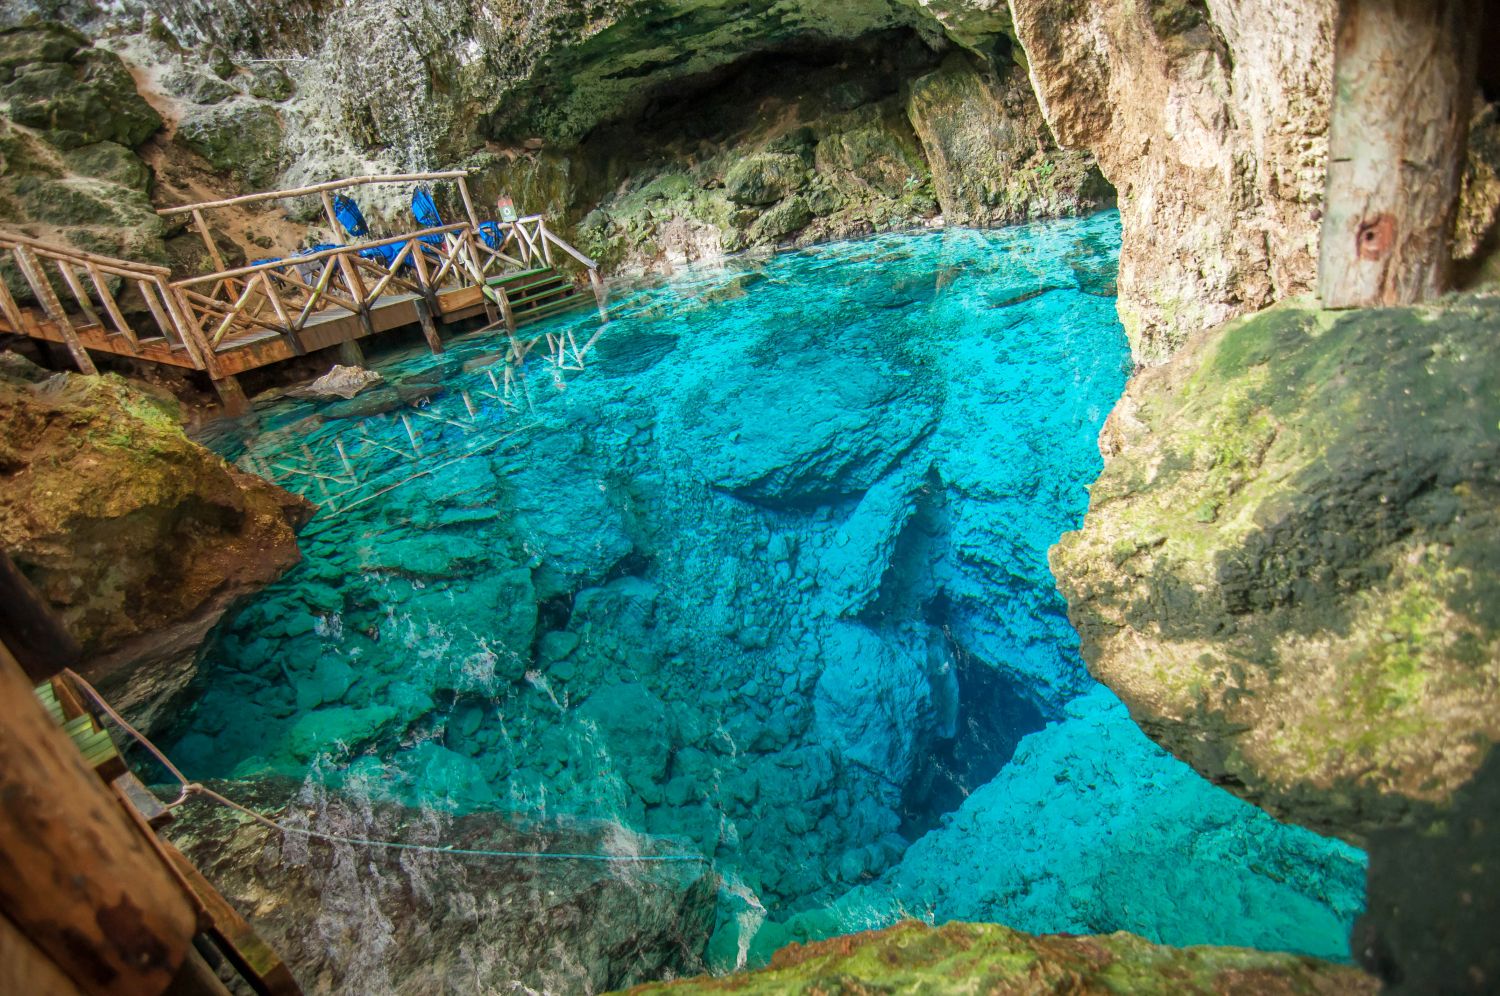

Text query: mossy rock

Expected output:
[175,103,286,189]
[162,67,237,105]
[1,47,162,150]
[748,195,813,242]
[1051,294,1500,842]
[622,920,1374,995]
[724,152,808,207]
[0,23,86,80]
[11,175,162,233]
[64,142,152,190]
[247,64,294,102]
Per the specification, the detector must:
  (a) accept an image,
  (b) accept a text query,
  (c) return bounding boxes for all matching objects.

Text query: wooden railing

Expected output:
[0,231,209,374]
[0,172,604,388]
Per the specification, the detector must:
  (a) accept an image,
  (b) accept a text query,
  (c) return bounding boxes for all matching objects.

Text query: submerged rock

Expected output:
[620,920,1375,995]
[0,357,311,728]
[167,778,719,995]
[300,364,384,400]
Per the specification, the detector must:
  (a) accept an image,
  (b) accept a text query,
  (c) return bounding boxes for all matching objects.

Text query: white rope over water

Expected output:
[63,669,709,866]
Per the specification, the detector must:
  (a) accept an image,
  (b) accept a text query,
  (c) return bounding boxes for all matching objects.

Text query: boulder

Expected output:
[175,101,286,189]
[1051,294,1500,842]
[0,357,312,729]
[0,42,161,149]
[301,364,383,400]
[724,153,807,207]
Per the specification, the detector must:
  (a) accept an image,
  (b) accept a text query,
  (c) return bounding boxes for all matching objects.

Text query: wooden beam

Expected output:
[14,247,96,374]
[191,209,228,275]
[0,641,199,995]
[156,170,471,217]
[211,375,252,417]
[1317,0,1482,307]
[0,551,80,684]
[0,230,172,275]
[0,911,79,996]
[414,297,443,354]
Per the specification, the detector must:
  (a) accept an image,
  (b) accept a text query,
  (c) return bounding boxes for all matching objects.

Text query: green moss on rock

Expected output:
[1051,293,1500,841]
[175,103,287,190]
[619,920,1374,995]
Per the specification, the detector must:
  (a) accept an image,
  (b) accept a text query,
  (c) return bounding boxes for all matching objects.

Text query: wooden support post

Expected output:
[212,375,252,417]
[0,551,81,684]
[0,641,199,995]
[191,209,227,274]
[14,247,96,374]
[1317,0,1482,308]
[337,338,366,367]
[413,298,443,354]
[497,283,518,334]
[456,175,482,230]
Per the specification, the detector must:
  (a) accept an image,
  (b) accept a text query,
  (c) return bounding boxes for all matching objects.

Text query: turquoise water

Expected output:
[171,212,1365,968]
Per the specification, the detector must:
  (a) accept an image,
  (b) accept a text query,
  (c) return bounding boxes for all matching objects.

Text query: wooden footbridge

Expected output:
[0,171,604,414]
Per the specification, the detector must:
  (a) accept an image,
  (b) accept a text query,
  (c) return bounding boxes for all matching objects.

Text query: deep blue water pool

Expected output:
[170,212,1365,969]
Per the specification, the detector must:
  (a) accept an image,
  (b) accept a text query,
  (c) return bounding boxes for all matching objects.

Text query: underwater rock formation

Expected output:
[1051,292,1500,842]
[0,355,311,727]
[620,919,1376,995]
[167,778,719,995]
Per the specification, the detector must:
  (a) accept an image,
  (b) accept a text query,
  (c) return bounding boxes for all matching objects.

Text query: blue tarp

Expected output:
[411,188,442,229]
[333,195,368,238]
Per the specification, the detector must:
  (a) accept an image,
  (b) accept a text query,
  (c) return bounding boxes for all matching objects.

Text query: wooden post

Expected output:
[0,640,199,995]
[336,339,366,367]
[0,551,81,683]
[191,209,227,274]
[413,298,443,354]
[496,283,517,335]
[1317,0,1482,308]
[212,374,252,417]
[14,247,97,374]
[456,176,482,230]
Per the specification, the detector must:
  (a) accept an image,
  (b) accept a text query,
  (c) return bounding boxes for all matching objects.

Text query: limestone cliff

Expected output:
[1009,0,1335,364]
[0,355,311,727]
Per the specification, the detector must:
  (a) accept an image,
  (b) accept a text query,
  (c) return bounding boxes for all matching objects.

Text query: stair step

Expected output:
[487,267,554,287]
[507,283,576,309]
[514,293,588,325]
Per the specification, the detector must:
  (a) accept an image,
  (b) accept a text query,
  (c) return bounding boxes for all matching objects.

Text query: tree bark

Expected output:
[1317,0,1482,308]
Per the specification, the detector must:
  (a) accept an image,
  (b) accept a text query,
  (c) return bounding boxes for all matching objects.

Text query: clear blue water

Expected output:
[171,212,1365,969]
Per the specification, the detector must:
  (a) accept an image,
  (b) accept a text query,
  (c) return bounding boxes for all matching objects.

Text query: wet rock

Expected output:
[63,141,152,190]
[0,356,312,730]
[175,101,286,189]
[747,195,813,243]
[166,778,719,995]
[725,153,807,207]
[625,919,1376,995]
[300,364,383,400]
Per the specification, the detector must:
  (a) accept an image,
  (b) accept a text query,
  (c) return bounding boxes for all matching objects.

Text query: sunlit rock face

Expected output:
[1009,0,1336,364]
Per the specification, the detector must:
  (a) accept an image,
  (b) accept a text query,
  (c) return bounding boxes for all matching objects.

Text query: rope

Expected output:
[62,669,708,867]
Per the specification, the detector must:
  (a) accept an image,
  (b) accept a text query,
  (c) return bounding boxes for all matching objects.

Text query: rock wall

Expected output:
[1008,0,1335,364]
[167,778,719,995]
[0,355,311,726]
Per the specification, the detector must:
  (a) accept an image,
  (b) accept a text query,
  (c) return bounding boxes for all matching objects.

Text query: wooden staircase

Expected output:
[487,267,593,326]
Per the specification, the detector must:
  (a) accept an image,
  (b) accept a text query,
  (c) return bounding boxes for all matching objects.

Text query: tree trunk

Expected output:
[1317,0,1482,308]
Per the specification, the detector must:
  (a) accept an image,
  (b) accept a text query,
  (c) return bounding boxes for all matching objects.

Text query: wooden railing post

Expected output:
[13,246,96,374]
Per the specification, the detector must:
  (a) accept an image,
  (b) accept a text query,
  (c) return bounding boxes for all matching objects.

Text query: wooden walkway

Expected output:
[0,171,604,414]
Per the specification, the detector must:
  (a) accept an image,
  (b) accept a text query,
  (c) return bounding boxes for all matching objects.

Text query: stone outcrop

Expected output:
[0,356,312,727]
[1050,292,1500,841]
[907,53,1111,227]
[620,920,1376,995]
[167,778,720,995]
[0,22,167,265]
[1008,0,1335,364]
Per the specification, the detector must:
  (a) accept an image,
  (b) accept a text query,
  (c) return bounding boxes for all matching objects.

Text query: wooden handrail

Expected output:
[0,230,172,276]
[157,171,472,216]
[171,224,468,288]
